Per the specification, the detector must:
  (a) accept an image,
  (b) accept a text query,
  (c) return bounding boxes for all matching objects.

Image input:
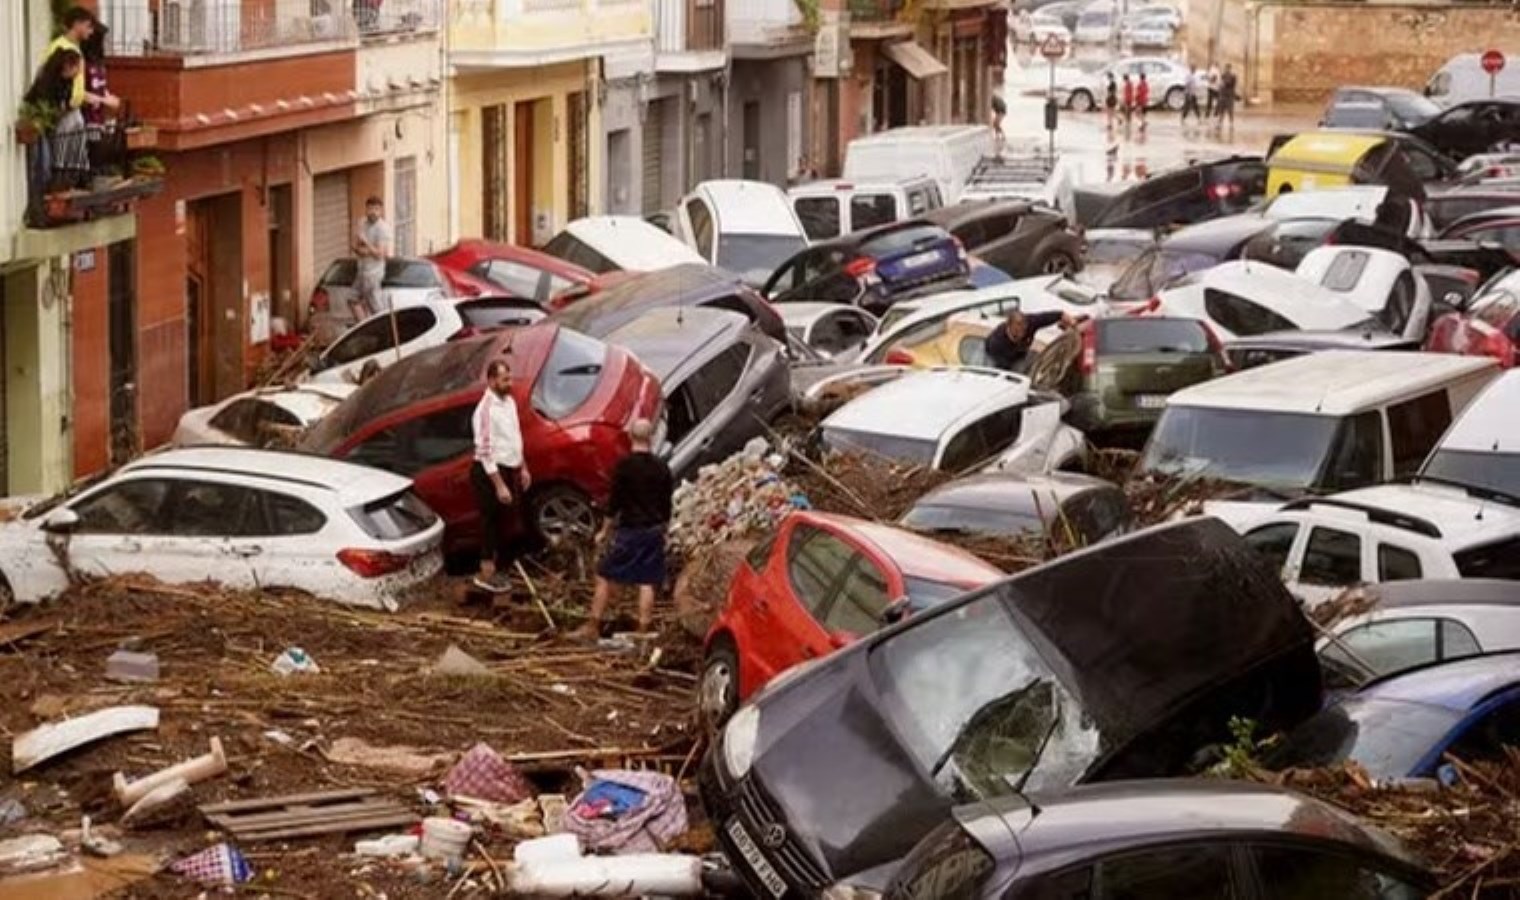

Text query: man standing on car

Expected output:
[352,195,391,320]
[984,309,1084,374]
[573,419,675,641]
[471,360,528,594]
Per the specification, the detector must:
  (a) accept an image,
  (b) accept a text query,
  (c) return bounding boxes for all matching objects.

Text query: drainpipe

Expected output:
[721,58,732,178]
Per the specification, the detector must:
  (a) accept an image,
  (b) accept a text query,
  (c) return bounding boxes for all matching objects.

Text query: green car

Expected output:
[1030,316,1226,439]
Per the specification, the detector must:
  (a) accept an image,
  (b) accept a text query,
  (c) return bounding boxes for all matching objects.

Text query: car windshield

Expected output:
[1110,249,1221,302]
[820,426,939,466]
[717,234,809,285]
[900,503,1046,538]
[1141,406,1341,492]
[1265,698,1462,780]
[1097,318,1210,354]
[1423,449,1520,499]
[531,328,608,419]
[872,598,1100,803]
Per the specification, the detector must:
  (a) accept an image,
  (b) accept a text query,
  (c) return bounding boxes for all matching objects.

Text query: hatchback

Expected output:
[763,220,971,315]
[429,240,596,304]
[923,200,1082,277]
[310,297,545,385]
[308,257,455,336]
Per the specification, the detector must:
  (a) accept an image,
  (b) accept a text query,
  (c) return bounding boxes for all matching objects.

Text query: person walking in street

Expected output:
[990,91,1008,157]
[352,196,391,320]
[984,309,1085,374]
[574,420,676,641]
[1217,63,1238,132]
[1121,74,1135,129]
[1181,65,1203,125]
[1205,64,1220,118]
[1104,73,1118,131]
[470,360,528,594]
[1135,73,1150,130]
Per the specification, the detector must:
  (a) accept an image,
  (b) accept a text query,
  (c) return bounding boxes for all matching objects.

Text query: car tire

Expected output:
[529,484,598,547]
[1040,249,1079,275]
[1069,90,1095,112]
[1165,86,1185,111]
[700,638,742,732]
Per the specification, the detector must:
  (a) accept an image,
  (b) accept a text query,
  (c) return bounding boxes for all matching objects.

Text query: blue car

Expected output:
[762,220,971,315]
[1268,652,1520,782]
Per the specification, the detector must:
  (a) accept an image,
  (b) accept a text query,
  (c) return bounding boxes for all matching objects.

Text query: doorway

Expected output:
[513,101,535,245]
[482,104,509,242]
[185,193,244,407]
[873,59,909,129]
[742,101,760,180]
[107,241,137,466]
[267,184,293,329]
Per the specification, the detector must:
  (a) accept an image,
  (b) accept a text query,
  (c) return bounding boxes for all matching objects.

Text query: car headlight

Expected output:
[722,705,761,779]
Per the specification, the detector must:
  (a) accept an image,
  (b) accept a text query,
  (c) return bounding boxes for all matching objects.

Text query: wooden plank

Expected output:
[199,788,373,816]
[234,812,419,843]
[208,801,405,831]
[0,620,55,651]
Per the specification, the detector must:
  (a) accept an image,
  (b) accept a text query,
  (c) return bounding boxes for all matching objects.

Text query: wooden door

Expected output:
[514,102,534,245]
[185,200,213,408]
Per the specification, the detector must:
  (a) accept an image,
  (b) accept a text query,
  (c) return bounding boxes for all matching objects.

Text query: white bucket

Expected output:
[419,817,473,862]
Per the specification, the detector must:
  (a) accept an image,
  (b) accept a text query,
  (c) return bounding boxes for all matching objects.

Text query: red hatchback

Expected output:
[301,322,661,553]
[1426,274,1520,368]
[699,511,1003,725]
[431,240,596,305]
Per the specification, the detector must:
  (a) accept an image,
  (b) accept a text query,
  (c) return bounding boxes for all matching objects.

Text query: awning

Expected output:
[882,40,948,80]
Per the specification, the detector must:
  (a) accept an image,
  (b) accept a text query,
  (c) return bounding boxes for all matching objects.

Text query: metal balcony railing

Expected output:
[102,0,358,57]
[358,0,443,35]
[21,114,163,230]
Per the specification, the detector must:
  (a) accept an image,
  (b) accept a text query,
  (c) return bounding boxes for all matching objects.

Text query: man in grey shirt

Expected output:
[353,195,392,319]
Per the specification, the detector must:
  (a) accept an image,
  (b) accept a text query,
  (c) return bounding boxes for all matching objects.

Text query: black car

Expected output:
[1075,156,1268,230]
[699,518,1323,897]
[1321,86,1441,131]
[548,262,786,343]
[1408,98,1520,161]
[922,200,1083,277]
[762,220,971,315]
[1426,187,1520,231]
[886,780,1434,899]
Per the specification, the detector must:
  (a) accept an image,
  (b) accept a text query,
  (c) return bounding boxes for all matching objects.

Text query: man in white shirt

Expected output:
[353,196,392,320]
[470,360,528,592]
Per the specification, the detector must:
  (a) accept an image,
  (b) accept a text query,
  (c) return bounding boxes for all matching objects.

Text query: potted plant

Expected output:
[15,100,59,146]
[130,155,165,179]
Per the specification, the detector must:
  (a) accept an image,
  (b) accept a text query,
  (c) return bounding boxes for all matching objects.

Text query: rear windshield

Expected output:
[542,232,618,274]
[820,426,938,466]
[1110,249,1221,302]
[1096,318,1210,354]
[862,224,951,257]
[320,259,443,289]
[531,328,608,420]
[1422,449,1520,500]
[349,489,438,540]
[717,234,808,285]
[901,503,1045,537]
[1265,698,1462,780]
[1455,535,1520,579]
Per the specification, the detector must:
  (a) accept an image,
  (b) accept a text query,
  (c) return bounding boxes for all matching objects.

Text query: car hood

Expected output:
[1163,213,1272,254]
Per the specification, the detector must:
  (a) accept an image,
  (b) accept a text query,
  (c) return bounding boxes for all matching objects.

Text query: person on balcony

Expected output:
[81,23,123,177]
[47,8,118,114]
[25,49,90,193]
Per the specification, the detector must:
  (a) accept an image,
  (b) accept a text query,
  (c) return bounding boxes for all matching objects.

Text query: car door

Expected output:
[317,307,442,384]
[58,477,175,581]
[1291,524,1365,608]
[750,523,856,682]
[244,488,336,594]
[667,343,751,477]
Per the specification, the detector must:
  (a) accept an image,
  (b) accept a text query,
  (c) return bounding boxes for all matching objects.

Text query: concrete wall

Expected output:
[601,70,726,214]
[3,263,72,494]
[728,56,809,185]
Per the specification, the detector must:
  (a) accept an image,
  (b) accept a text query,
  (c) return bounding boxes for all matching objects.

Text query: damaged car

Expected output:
[550,263,787,344]
[899,471,1131,544]
[172,383,357,448]
[698,517,1323,897]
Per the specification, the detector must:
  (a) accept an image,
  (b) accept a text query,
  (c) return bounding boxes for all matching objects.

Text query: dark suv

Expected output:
[762,220,970,315]
[1079,156,1268,230]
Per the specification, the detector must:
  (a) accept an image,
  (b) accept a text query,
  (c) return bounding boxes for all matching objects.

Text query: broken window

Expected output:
[72,479,171,534]
[165,482,264,537]
[265,493,327,536]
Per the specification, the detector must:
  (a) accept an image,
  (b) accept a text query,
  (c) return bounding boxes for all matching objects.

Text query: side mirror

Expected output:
[880,596,913,625]
[42,508,80,534]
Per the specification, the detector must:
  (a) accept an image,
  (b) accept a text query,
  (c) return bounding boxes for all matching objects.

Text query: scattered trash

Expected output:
[79,817,122,858]
[507,834,704,896]
[120,778,193,830]
[452,796,543,839]
[12,706,160,774]
[430,644,493,677]
[563,770,688,855]
[113,736,227,806]
[170,843,253,886]
[444,743,534,805]
[0,834,66,874]
[669,437,804,558]
[323,736,452,776]
[0,799,25,827]
[262,730,295,747]
[270,647,320,676]
[104,650,159,684]
[354,833,420,858]
[418,817,473,863]
[539,794,569,834]
[200,789,416,842]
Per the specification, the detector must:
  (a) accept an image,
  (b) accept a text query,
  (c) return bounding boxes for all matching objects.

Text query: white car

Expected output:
[0,448,445,611]
[1421,370,1520,497]
[1238,481,1520,608]
[1294,245,1433,341]
[1072,4,1114,43]
[1011,9,1071,44]
[1149,260,1375,342]
[777,302,879,359]
[674,180,811,288]
[172,384,357,447]
[309,297,544,385]
[816,368,1086,475]
[308,257,456,342]
[541,216,706,274]
[1054,57,1191,112]
[1262,185,1434,239]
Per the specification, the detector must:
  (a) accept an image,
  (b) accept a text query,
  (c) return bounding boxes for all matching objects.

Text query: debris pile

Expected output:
[668,438,806,558]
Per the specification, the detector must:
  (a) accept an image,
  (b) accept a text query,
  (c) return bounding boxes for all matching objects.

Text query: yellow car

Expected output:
[1265,130,1437,198]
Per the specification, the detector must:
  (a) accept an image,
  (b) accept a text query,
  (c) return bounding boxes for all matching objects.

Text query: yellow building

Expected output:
[448,0,652,245]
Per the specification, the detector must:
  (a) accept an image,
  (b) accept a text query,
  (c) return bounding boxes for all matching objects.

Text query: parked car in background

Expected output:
[1408,98,1520,160]
[885,780,1433,900]
[842,125,994,205]
[900,471,1130,543]
[1321,86,1440,131]
[1421,369,1520,495]
[1318,579,1520,689]
[1224,329,1419,371]
[1081,156,1268,230]
[0,449,444,611]
[787,176,944,241]
[673,180,811,288]
[1424,53,1520,107]
[1267,652,1520,783]
[1426,187,1520,231]
[1147,261,1376,342]
[699,518,1323,897]
[923,199,1083,276]
[698,510,1001,724]
[309,297,545,386]
[1010,8,1071,44]
[1072,3,1115,43]
[603,308,789,481]
[1030,316,1226,438]
[763,220,971,315]
[429,240,595,305]
[541,216,706,274]
[777,302,878,359]
[550,263,786,343]
[309,257,455,338]
[172,384,356,448]
[1425,268,1520,367]
[1438,204,1520,254]
[1055,56,1191,111]
[301,323,662,551]
[817,368,1085,474]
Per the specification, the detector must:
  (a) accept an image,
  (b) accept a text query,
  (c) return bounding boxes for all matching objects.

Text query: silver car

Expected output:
[1054,56,1191,112]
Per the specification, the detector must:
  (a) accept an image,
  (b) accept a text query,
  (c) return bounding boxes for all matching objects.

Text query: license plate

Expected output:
[726,819,788,898]
[901,250,942,269]
[1135,394,1168,409]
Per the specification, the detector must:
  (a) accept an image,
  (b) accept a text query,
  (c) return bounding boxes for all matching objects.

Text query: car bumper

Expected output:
[699,750,830,900]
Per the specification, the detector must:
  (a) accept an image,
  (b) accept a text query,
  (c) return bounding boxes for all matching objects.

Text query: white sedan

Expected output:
[1054,57,1191,112]
[1148,260,1374,342]
[310,296,544,385]
[0,448,444,612]
[172,384,356,447]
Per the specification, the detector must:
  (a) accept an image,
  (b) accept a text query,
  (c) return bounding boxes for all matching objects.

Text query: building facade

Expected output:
[727,0,812,187]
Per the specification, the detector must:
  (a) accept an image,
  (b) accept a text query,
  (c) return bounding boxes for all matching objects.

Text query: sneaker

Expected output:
[471,573,511,594]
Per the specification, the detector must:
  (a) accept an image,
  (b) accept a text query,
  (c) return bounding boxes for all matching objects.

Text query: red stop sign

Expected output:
[1481,49,1505,75]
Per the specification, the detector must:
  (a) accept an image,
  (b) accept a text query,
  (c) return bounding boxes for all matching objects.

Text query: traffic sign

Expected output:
[1481,48,1505,75]
[1039,34,1067,60]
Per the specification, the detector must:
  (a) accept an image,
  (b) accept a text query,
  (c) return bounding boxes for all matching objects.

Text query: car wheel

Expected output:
[530,484,598,546]
[1165,86,1184,111]
[700,639,741,732]
[1040,250,1078,275]
[1070,90,1095,113]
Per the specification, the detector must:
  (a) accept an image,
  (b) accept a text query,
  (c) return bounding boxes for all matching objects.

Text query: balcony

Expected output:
[449,0,651,69]
[849,0,911,37]
[654,0,727,70]
[728,0,810,56]
[101,0,359,62]
[13,117,162,257]
[358,0,443,37]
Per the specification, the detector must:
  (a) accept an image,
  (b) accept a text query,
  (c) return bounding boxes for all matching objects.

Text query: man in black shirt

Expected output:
[1325,196,1424,259]
[574,419,675,640]
[983,309,1083,373]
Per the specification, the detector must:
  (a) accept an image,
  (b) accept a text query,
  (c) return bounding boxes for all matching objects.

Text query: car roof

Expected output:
[1264,185,1390,220]
[1369,578,1520,609]
[789,176,936,195]
[800,510,1004,585]
[551,264,745,335]
[910,472,1116,521]
[1187,261,1370,326]
[1358,650,1520,710]
[691,180,798,235]
[923,199,1037,228]
[1436,371,1520,454]
[433,240,591,280]
[1166,350,1495,415]
[603,306,747,382]
[1269,132,1388,167]
[122,447,410,505]
[563,217,706,268]
[1224,329,1415,352]
[1318,481,1520,546]
[822,369,1031,440]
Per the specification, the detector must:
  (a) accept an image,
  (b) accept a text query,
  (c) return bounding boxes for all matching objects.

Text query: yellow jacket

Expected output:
[45,34,85,109]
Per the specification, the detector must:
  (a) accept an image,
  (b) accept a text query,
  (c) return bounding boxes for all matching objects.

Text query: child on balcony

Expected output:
[25,49,90,194]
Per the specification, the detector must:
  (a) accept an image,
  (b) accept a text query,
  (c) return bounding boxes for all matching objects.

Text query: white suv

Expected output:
[1240,481,1520,608]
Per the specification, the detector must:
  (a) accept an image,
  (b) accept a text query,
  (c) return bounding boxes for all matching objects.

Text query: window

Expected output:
[1381,270,1418,334]
[686,199,715,260]
[786,525,856,616]
[957,334,991,367]
[1096,845,1237,899]
[1442,619,1481,658]
[689,344,748,416]
[940,406,1022,473]
[796,197,841,241]
[165,481,265,537]
[1376,544,1422,582]
[350,489,438,540]
[907,186,937,217]
[1321,411,1384,491]
[393,156,417,256]
[541,232,618,274]
[1322,619,1438,678]
[1387,391,1451,477]
[852,194,898,231]
[347,406,475,476]
[1456,535,1520,579]
[1244,523,1299,575]
[1246,845,1425,899]
[893,823,995,900]
[1063,488,1129,544]
[209,399,303,445]
[745,530,778,573]
[265,493,327,535]
[458,301,544,330]
[1318,250,1370,292]
[1446,695,1520,765]
[1401,146,1443,182]
[1203,288,1297,337]
[71,479,171,534]
[532,329,607,419]
[823,558,891,635]
[480,260,548,300]
[323,307,438,367]
[1299,526,1363,586]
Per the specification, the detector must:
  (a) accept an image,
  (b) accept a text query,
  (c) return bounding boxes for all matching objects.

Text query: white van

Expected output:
[673,180,810,287]
[842,125,994,205]
[1425,52,1520,107]
[786,176,944,241]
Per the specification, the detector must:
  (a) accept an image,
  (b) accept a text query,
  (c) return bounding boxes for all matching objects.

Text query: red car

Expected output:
[1426,272,1520,368]
[699,511,1003,725]
[301,321,662,553]
[431,240,597,305]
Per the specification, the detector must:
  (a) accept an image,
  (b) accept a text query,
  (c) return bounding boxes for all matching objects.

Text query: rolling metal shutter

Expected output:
[642,99,665,215]
[312,171,352,283]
